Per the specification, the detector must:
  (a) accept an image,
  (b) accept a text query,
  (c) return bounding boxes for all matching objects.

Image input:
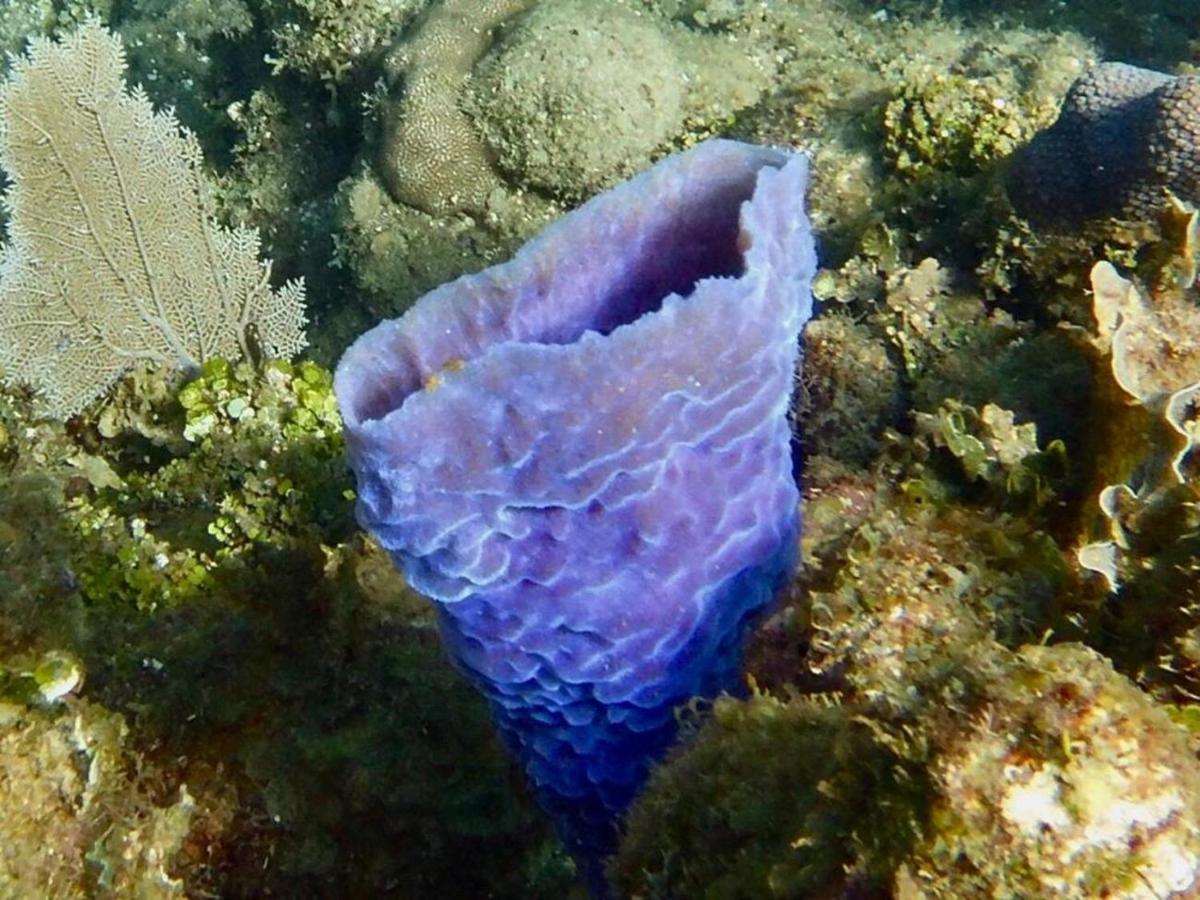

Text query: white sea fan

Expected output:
[0,19,307,419]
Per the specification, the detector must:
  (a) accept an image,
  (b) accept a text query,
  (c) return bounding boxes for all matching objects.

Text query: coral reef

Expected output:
[115,0,258,147]
[1010,63,1200,225]
[617,643,1200,899]
[337,141,814,886]
[376,0,774,214]
[3,1,1200,897]
[797,314,903,466]
[918,0,1200,70]
[326,167,537,354]
[882,66,1048,180]
[615,489,1199,898]
[612,690,923,899]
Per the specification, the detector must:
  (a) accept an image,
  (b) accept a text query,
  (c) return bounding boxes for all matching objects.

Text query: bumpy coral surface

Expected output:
[378,0,531,214]
[336,140,815,883]
[1010,63,1200,224]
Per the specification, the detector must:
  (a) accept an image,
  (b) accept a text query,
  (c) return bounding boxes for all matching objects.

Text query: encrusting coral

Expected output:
[0,20,306,419]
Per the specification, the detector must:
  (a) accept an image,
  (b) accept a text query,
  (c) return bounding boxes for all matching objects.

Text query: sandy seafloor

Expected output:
[0,1,1199,897]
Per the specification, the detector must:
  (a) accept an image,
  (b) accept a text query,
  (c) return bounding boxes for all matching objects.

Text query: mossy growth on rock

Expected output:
[882,69,1045,181]
[0,361,574,898]
[617,635,1200,898]
[612,690,929,899]
[0,688,223,897]
[798,314,903,467]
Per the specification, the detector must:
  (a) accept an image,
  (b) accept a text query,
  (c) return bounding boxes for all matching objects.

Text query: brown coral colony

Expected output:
[1010,62,1200,224]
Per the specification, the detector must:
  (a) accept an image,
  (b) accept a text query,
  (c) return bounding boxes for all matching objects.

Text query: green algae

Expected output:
[0,361,571,897]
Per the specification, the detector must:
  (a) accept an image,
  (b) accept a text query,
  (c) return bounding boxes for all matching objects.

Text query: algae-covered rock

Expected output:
[328,167,544,340]
[898,643,1200,899]
[612,691,924,899]
[261,0,426,83]
[883,67,1049,180]
[616,639,1200,899]
[804,505,1067,711]
[798,315,903,467]
[913,398,1069,510]
[0,695,210,897]
[69,358,348,612]
[470,1,685,201]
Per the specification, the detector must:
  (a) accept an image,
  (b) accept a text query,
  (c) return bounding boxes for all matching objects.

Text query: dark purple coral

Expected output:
[1009,62,1200,224]
[334,139,815,887]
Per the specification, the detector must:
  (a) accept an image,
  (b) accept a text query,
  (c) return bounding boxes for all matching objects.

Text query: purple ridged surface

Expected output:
[335,139,815,881]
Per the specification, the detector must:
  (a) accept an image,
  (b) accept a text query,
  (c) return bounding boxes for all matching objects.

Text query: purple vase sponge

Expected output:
[335,139,815,875]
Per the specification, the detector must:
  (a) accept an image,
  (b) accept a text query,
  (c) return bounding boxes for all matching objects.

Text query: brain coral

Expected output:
[1009,62,1200,224]
[378,0,531,215]
[469,0,685,201]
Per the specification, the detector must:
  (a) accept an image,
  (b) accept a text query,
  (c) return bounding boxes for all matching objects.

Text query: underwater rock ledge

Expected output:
[335,138,815,891]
